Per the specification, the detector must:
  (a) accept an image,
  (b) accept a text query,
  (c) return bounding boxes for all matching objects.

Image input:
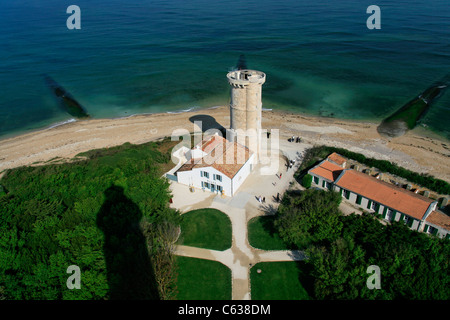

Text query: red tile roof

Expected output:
[327,152,347,167]
[426,211,450,231]
[309,160,344,182]
[176,135,252,179]
[336,170,434,220]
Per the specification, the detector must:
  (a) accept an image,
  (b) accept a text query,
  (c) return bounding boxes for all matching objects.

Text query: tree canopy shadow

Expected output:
[96,185,160,300]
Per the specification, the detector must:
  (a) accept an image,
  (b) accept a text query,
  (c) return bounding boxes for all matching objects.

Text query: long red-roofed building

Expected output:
[308,153,449,239]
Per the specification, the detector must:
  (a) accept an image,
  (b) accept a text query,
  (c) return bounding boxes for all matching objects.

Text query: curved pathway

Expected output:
[169,143,308,300]
[174,199,306,300]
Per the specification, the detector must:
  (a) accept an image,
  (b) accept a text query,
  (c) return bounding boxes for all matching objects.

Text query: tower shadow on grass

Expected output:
[96,185,160,300]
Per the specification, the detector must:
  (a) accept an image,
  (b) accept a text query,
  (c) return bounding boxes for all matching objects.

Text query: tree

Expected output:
[275,189,343,248]
[301,174,313,189]
[0,140,181,300]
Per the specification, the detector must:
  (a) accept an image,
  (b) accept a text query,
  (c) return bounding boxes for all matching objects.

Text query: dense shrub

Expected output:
[275,189,450,300]
[0,140,180,300]
[301,174,313,189]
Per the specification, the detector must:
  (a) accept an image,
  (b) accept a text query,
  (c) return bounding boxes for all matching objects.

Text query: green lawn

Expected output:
[178,208,232,251]
[248,216,291,250]
[250,262,312,300]
[176,256,231,300]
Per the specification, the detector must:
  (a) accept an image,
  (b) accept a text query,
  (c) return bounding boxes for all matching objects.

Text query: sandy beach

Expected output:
[0,106,449,182]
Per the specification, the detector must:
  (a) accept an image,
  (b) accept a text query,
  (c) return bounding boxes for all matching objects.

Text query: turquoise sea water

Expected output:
[0,0,449,139]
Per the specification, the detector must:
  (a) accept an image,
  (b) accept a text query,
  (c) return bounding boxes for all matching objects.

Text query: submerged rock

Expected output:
[44,75,90,119]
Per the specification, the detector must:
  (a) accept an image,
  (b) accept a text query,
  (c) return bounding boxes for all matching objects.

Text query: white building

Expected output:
[174,133,255,196]
[169,69,267,197]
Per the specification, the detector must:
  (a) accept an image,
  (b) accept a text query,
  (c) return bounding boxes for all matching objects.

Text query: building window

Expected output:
[343,189,350,200]
[404,215,410,224]
[214,174,222,182]
[373,203,381,214]
[356,195,362,205]
[326,181,332,190]
[203,182,210,189]
[217,185,223,192]
[428,226,437,235]
[386,209,396,221]
[201,171,209,179]
[314,176,319,184]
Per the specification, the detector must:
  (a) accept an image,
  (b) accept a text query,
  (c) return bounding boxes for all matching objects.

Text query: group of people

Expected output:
[288,136,301,143]
[287,158,296,170]
[257,193,281,203]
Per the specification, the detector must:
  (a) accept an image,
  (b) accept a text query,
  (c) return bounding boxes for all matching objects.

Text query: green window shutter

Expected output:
[381,206,387,218]
[424,225,429,233]
[356,195,362,205]
[407,218,414,227]
[445,233,449,240]
[314,176,319,184]
[367,200,372,209]
[399,213,404,221]
[391,211,397,222]
[339,188,343,196]
[322,181,326,188]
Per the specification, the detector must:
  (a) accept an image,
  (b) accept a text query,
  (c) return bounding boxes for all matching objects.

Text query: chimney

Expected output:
[423,190,430,198]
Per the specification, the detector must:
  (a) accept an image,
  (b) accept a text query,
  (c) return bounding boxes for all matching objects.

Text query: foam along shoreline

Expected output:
[0,105,449,183]
[47,118,77,129]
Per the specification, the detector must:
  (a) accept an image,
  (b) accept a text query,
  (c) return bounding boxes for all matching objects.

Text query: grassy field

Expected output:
[247,216,291,250]
[175,256,231,300]
[250,262,312,300]
[178,208,232,251]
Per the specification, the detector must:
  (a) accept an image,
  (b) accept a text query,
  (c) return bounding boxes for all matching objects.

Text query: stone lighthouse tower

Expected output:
[226,69,266,161]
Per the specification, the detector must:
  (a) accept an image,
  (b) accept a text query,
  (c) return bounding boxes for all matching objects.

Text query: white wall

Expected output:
[177,166,232,196]
[176,170,193,187]
[231,153,255,195]
[310,173,330,191]
[424,223,449,239]
[176,154,254,197]
[197,167,232,196]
